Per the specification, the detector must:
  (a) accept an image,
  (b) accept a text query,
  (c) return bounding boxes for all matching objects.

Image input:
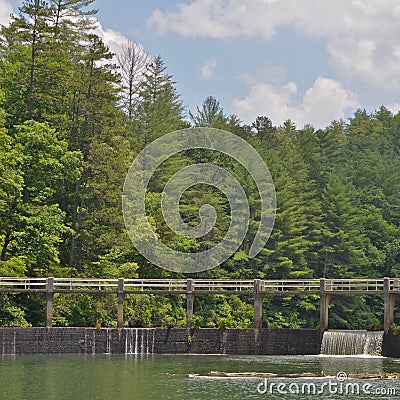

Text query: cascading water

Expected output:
[124,329,155,355]
[105,328,112,354]
[321,330,384,356]
[135,328,138,354]
[3,328,156,356]
[125,328,136,354]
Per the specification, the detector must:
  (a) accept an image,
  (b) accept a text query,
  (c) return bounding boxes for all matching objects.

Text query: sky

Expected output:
[2,0,400,128]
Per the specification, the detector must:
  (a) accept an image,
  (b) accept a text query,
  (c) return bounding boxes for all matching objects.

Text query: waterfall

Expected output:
[124,329,155,355]
[134,328,138,354]
[105,329,112,354]
[125,329,136,354]
[321,330,384,356]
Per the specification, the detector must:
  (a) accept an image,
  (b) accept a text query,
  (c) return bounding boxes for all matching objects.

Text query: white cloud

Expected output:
[232,77,359,128]
[387,103,400,115]
[233,81,296,124]
[92,19,129,56]
[199,59,217,80]
[327,37,400,92]
[148,0,400,92]
[91,19,150,75]
[0,0,12,27]
[148,0,282,40]
[296,77,360,127]
[149,0,400,42]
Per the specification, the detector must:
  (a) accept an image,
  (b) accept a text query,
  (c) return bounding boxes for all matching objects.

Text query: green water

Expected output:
[1,355,400,399]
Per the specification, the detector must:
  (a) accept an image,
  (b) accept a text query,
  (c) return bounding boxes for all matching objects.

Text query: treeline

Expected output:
[0,0,399,329]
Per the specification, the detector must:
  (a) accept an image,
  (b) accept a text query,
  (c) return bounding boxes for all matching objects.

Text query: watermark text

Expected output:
[257,372,398,396]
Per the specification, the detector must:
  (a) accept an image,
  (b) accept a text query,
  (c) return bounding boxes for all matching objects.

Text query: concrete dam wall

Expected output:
[2,328,398,356]
[0,328,321,356]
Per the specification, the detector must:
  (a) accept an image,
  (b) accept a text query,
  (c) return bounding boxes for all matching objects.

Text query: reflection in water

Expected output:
[318,355,385,375]
[0,354,399,400]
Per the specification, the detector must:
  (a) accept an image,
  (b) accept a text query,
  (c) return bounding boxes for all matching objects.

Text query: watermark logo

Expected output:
[336,371,348,382]
[122,127,276,273]
[256,372,398,396]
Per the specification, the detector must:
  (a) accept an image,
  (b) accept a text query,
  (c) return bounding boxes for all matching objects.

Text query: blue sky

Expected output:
[3,0,400,128]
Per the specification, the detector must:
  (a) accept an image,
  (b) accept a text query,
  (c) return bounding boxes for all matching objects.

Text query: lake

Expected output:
[1,354,400,399]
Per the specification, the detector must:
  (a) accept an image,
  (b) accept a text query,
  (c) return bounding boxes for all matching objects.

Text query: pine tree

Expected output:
[0,0,55,123]
[50,0,97,38]
[134,55,186,147]
[189,96,225,127]
[318,175,368,278]
[66,33,130,272]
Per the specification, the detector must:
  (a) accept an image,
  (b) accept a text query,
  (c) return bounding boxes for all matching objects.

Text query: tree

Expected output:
[50,0,97,37]
[318,175,367,278]
[117,40,149,120]
[134,55,186,147]
[0,121,81,275]
[252,116,277,144]
[0,105,24,271]
[65,34,130,272]
[190,96,225,127]
[0,0,54,123]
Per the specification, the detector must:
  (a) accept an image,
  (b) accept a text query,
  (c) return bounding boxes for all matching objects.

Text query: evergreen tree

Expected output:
[0,0,55,123]
[134,55,186,147]
[66,34,130,272]
[50,0,97,38]
[318,175,367,278]
[190,96,225,127]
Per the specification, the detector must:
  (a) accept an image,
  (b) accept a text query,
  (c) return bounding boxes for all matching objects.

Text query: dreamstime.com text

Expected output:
[256,373,398,396]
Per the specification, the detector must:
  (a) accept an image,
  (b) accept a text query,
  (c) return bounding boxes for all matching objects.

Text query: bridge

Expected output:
[0,277,399,332]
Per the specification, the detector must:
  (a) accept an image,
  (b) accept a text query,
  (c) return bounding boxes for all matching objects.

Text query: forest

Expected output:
[1,0,400,330]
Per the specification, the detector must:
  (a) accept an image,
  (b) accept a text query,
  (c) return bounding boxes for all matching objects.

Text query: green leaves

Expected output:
[189,96,225,127]
[134,55,186,146]
[0,120,80,275]
[1,0,400,330]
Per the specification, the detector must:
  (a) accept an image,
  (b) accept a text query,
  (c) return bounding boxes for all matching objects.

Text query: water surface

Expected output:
[1,354,400,399]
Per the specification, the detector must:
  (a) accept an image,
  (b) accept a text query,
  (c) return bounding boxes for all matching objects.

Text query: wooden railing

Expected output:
[0,277,399,331]
[0,277,399,294]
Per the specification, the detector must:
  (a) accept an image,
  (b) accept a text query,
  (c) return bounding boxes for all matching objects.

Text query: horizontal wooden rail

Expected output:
[0,277,399,294]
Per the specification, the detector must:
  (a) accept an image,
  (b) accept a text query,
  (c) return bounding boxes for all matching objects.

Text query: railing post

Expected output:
[254,279,265,330]
[118,278,124,329]
[186,279,194,330]
[254,279,265,352]
[319,278,330,332]
[46,277,54,329]
[384,277,397,333]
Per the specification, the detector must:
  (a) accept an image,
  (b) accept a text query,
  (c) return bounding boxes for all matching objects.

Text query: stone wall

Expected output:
[3,328,399,356]
[382,331,400,357]
[0,328,322,356]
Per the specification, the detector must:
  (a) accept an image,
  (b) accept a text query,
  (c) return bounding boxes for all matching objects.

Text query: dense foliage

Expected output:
[1,1,399,330]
